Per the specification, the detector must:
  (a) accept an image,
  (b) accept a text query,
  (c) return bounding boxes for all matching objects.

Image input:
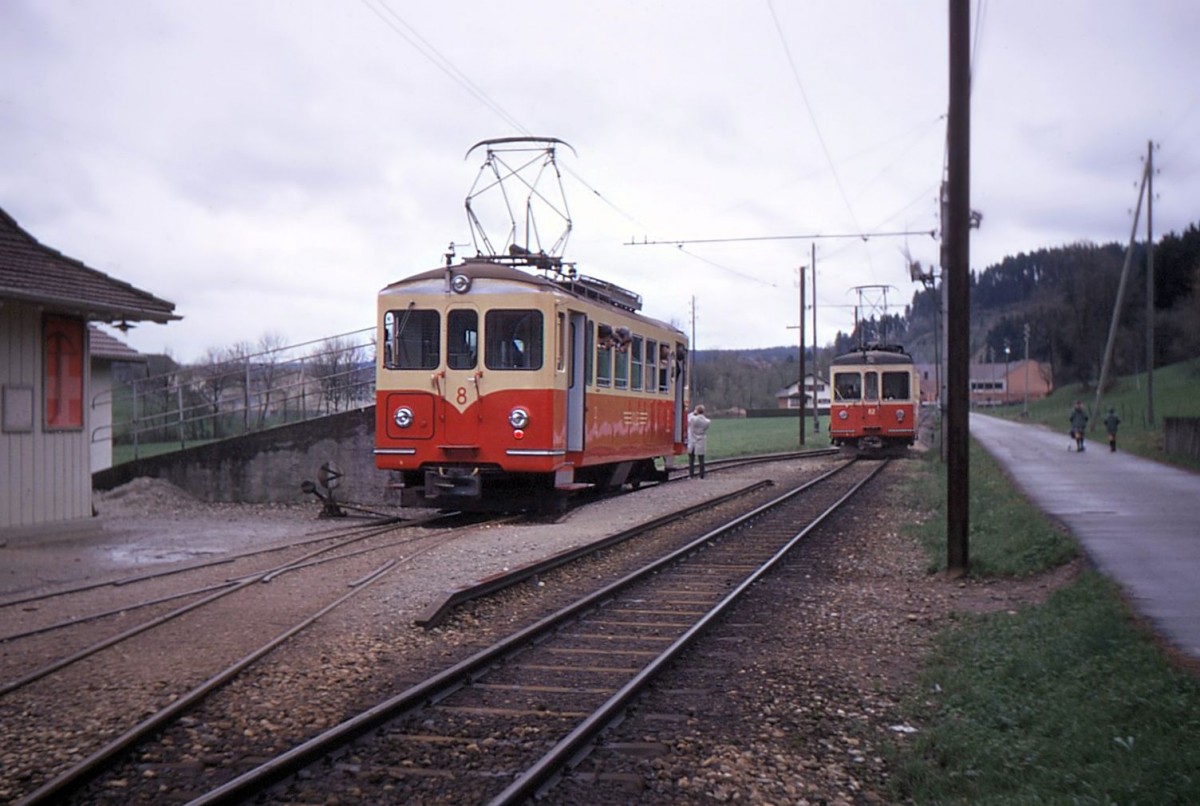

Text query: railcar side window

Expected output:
[447,309,478,370]
[585,319,594,385]
[596,323,612,387]
[485,309,543,370]
[864,371,879,401]
[631,336,643,391]
[834,372,861,401]
[384,308,440,370]
[555,313,565,372]
[614,343,629,389]
[882,371,910,400]
[645,339,657,392]
[658,343,670,392]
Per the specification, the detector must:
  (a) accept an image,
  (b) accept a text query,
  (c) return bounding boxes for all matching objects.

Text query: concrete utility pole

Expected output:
[1093,158,1149,426]
[1023,323,1030,417]
[945,0,971,574]
[799,264,806,446]
[1146,140,1156,427]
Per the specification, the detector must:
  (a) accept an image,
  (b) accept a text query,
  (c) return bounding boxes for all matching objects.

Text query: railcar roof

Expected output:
[830,348,914,366]
[384,258,556,290]
[380,258,683,336]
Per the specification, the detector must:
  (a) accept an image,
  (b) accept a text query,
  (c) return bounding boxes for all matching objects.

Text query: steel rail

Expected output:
[414,479,775,628]
[490,460,887,804]
[0,514,486,696]
[0,512,467,643]
[0,514,426,610]
[183,459,869,806]
[15,560,400,806]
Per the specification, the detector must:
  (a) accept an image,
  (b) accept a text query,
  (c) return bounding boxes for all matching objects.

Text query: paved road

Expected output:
[970,413,1200,662]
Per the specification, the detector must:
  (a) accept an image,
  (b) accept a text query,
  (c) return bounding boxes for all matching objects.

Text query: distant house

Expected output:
[776,373,831,413]
[915,359,1054,406]
[89,325,146,473]
[1,207,178,533]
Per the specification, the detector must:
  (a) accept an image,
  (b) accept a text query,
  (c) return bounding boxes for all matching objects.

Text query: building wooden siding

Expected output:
[1,300,92,529]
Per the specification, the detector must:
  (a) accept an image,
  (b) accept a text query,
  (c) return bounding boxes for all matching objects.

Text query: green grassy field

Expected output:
[889,440,1200,804]
[995,357,1200,471]
[704,415,831,459]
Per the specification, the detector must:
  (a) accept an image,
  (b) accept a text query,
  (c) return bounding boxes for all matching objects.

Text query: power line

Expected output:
[358,0,528,135]
[628,228,936,247]
[765,0,865,238]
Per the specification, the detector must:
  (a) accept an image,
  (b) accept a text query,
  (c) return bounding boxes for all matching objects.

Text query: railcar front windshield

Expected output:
[485,309,543,370]
[834,371,862,401]
[882,370,911,400]
[384,308,440,370]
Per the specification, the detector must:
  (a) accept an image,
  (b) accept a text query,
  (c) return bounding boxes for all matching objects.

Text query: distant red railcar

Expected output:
[828,345,919,452]
[374,258,689,511]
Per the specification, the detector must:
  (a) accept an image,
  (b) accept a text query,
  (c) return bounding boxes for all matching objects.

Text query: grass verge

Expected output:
[891,443,1200,803]
[908,439,1078,576]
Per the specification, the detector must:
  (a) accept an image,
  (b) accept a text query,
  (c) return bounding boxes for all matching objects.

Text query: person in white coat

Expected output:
[687,405,711,478]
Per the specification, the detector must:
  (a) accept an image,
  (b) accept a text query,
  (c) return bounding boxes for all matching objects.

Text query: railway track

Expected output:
[179,458,886,805]
[2,449,845,804]
[4,513,509,806]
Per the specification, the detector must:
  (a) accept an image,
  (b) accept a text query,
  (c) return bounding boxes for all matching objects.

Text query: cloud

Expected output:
[1,0,1198,359]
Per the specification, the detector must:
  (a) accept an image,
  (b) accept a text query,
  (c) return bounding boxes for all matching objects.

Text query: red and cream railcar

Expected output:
[828,345,919,452]
[374,258,689,511]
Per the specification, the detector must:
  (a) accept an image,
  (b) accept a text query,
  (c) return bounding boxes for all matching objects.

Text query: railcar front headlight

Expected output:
[838,410,848,420]
[896,409,906,422]
[508,407,530,429]
[450,274,472,294]
[393,406,414,428]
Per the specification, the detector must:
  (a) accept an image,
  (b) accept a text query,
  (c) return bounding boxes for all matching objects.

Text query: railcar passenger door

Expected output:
[566,311,587,452]
[673,341,687,443]
[443,308,481,446]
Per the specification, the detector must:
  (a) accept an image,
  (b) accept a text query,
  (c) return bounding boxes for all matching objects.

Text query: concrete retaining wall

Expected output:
[92,406,401,506]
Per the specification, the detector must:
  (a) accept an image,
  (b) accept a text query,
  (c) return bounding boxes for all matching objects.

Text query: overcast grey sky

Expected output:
[2,1,1198,362]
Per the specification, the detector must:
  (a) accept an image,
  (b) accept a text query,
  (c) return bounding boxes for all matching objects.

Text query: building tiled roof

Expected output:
[0,206,179,324]
[89,325,146,362]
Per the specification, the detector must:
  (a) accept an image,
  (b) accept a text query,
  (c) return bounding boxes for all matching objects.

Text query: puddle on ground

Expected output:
[102,547,227,565]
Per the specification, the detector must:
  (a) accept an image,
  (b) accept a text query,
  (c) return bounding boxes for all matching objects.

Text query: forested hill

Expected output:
[905,222,1200,388]
[692,222,1200,411]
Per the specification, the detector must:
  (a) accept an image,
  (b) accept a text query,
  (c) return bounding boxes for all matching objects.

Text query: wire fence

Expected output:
[92,328,376,463]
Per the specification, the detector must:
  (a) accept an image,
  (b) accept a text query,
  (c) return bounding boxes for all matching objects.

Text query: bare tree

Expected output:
[254,331,288,428]
[308,337,366,415]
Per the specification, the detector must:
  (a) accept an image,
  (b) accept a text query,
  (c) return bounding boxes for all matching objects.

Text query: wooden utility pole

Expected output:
[811,242,820,434]
[689,295,696,403]
[945,0,971,574]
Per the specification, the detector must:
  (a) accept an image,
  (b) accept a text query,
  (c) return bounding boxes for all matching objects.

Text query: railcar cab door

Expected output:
[566,311,587,452]
[673,341,687,442]
[442,307,481,446]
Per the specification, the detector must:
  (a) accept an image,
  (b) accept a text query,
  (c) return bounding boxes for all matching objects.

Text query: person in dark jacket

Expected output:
[1069,401,1089,452]
[1104,407,1121,452]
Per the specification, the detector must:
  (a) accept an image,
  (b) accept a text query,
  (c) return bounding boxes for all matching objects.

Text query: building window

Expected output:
[44,315,85,430]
